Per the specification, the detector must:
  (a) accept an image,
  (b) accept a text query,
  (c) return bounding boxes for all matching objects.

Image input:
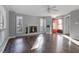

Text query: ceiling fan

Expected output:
[47,5,59,13]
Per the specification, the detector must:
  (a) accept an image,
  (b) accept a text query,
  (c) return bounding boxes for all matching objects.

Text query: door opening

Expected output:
[52,18,57,33]
[52,18,63,33]
[57,19,63,33]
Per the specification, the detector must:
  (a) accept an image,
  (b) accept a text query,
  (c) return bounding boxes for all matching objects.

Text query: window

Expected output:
[58,19,62,30]
[40,18,44,32]
[16,16,23,33]
[0,11,5,30]
[0,13,3,29]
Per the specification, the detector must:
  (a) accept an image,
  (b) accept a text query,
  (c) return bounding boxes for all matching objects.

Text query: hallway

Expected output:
[3,33,79,53]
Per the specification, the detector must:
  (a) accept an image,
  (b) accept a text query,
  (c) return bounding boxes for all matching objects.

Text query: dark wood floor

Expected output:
[3,33,79,53]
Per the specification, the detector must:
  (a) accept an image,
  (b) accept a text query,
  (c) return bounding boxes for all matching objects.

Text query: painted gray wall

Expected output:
[63,16,70,34]
[9,11,16,36]
[16,13,40,35]
[69,10,79,39]
[9,11,40,36]
[62,9,79,40]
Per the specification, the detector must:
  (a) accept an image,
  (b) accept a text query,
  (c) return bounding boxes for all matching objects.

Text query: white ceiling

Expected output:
[6,5,79,17]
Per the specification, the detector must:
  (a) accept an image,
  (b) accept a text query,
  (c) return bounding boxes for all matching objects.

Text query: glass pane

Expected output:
[58,19,62,30]
[16,16,23,33]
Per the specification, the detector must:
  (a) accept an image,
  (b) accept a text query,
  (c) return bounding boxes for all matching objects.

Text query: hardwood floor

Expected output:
[3,33,79,53]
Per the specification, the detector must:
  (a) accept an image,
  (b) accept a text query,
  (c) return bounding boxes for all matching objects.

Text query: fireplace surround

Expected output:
[26,26,37,34]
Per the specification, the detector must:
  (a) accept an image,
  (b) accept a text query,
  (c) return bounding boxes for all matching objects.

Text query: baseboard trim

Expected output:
[46,32,52,34]
[62,35,79,46]
[9,33,40,39]
[0,37,9,53]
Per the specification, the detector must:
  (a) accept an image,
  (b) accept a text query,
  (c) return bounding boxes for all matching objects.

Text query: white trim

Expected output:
[0,37,9,53]
[62,35,79,45]
[46,32,52,34]
[8,36,16,39]
[9,33,40,39]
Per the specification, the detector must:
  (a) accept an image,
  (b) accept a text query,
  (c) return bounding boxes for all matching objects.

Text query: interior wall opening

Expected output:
[52,18,63,34]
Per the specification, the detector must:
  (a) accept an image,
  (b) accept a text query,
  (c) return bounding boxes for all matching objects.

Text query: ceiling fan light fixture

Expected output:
[47,5,59,14]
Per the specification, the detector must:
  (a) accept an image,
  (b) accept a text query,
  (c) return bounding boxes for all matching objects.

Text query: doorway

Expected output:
[57,19,63,33]
[40,17,46,33]
[52,18,63,34]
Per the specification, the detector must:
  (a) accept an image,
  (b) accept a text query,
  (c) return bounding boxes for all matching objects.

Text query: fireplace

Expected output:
[26,27,28,34]
[29,26,37,33]
[26,26,37,34]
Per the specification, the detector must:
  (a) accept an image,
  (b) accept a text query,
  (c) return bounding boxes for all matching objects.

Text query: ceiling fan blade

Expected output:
[45,5,59,14]
[51,9,59,11]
